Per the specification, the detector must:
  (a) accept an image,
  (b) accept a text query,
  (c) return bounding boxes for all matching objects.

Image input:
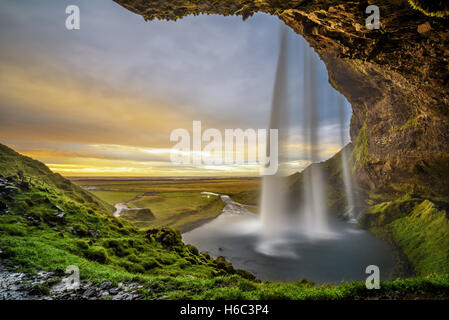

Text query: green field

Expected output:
[88,190,142,205]
[74,178,261,196]
[73,178,261,232]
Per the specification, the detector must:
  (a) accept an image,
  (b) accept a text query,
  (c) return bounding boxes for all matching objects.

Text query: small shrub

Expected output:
[186,244,199,256]
[235,269,257,281]
[142,258,161,270]
[120,261,145,274]
[84,246,109,264]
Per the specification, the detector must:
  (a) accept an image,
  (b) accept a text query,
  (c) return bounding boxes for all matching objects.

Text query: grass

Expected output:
[2,142,449,300]
[359,194,449,276]
[73,178,261,196]
[128,192,216,214]
[390,200,449,275]
[231,190,260,206]
[89,190,142,205]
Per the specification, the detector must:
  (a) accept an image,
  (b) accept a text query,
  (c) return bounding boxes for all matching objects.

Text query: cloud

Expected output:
[0,0,352,177]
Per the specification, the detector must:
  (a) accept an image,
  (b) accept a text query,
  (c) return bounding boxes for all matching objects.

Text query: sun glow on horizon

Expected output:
[14,142,342,177]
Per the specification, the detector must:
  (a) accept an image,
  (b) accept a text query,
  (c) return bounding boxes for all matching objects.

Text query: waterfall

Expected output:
[259,23,343,255]
[338,95,357,222]
[297,39,331,238]
[258,25,294,256]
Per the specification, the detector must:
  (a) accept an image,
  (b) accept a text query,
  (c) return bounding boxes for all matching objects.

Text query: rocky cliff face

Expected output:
[114,0,449,195]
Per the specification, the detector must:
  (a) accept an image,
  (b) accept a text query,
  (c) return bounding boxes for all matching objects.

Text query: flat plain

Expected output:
[71,178,261,232]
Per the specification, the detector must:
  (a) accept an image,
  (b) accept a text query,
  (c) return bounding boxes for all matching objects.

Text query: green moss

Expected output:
[84,246,109,264]
[0,222,28,236]
[120,261,145,274]
[360,196,449,276]
[352,123,371,169]
[390,200,449,275]
[409,0,449,17]
[393,115,419,131]
[359,197,420,229]
[30,284,51,296]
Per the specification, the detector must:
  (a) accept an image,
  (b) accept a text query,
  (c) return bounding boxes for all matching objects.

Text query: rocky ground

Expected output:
[0,176,99,237]
[0,174,174,301]
[0,258,146,300]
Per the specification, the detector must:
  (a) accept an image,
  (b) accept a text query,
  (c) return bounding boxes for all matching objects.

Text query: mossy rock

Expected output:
[141,258,161,270]
[390,200,449,275]
[295,279,316,287]
[235,269,257,281]
[201,252,211,260]
[156,255,176,266]
[76,240,89,250]
[84,246,109,264]
[120,261,145,274]
[215,256,235,273]
[127,253,141,264]
[72,223,90,237]
[103,239,130,257]
[146,227,183,248]
[186,244,199,256]
[359,198,420,229]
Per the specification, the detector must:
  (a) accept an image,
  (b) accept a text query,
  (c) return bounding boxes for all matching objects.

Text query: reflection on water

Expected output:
[183,198,395,284]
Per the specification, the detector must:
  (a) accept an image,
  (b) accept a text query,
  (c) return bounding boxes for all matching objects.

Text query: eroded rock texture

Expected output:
[114,0,449,195]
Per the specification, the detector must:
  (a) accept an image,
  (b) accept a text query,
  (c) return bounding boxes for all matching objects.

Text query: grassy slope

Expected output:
[0,145,113,215]
[360,195,449,276]
[1,143,449,299]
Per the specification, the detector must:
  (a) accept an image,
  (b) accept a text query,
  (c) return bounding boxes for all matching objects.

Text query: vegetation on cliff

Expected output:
[409,0,449,17]
[360,195,449,276]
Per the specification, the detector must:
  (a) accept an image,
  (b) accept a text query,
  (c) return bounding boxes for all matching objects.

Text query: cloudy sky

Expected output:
[0,0,351,177]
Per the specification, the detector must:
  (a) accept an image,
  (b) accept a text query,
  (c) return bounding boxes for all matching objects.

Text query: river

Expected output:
[183,194,396,284]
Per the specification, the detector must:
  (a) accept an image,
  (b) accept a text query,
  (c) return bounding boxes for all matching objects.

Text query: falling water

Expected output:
[259,24,333,254]
[184,22,395,282]
[297,40,331,238]
[258,25,293,256]
[338,95,357,222]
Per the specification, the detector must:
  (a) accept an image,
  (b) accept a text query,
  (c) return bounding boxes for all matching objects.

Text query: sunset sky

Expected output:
[0,0,351,177]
